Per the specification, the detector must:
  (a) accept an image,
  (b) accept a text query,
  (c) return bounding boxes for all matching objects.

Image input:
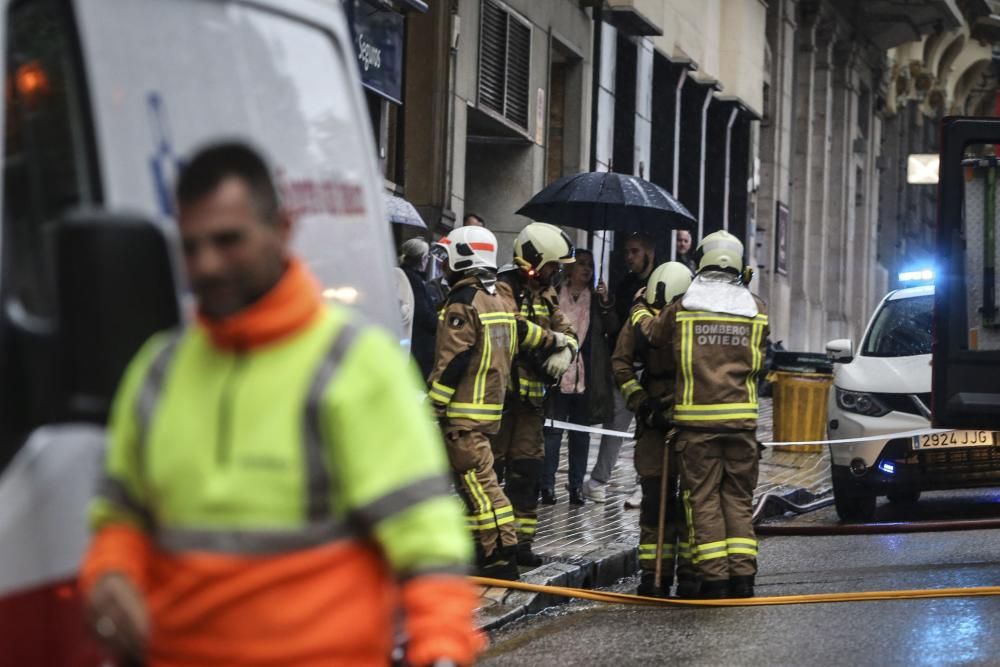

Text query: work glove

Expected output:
[543,346,574,378]
[550,331,570,350]
[637,398,670,431]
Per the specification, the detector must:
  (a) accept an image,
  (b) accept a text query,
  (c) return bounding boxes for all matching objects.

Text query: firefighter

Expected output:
[429,225,570,580]
[644,230,769,599]
[81,143,483,666]
[493,222,578,566]
[614,261,693,597]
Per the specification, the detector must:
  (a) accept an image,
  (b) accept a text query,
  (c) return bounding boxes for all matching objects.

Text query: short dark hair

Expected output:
[625,232,653,251]
[464,212,485,226]
[176,142,280,224]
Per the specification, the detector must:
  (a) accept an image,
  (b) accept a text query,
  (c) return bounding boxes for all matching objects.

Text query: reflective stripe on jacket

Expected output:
[612,303,676,412]
[649,298,770,430]
[498,275,578,406]
[87,305,475,665]
[428,276,555,432]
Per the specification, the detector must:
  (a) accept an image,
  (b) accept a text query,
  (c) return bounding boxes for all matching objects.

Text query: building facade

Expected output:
[366,0,991,352]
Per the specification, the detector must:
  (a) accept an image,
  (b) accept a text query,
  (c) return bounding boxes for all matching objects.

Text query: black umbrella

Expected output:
[515,171,695,233]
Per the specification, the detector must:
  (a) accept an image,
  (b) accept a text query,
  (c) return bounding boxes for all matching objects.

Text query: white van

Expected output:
[0,1,396,662]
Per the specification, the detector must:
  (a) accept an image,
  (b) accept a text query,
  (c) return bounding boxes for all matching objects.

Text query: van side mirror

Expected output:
[826,338,854,364]
[54,210,181,422]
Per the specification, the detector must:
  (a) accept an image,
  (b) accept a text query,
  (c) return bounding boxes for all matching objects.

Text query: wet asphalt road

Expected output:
[481,489,1000,667]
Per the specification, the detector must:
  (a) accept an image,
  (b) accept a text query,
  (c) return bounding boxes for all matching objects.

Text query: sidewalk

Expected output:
[475,397,832,630]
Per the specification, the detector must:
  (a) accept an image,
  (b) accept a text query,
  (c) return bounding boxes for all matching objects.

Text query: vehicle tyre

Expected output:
[832,472,877,522]
[886,490,921,504]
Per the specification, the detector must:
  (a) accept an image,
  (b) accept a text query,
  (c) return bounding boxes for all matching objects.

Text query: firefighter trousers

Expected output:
[490,400,544,546]
[677,429,759,582]
[444,429,518,561]
[634,427,692,582]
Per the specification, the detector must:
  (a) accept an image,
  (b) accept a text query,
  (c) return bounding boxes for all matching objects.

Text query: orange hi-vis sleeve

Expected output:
[80,524,152,595]
[402,575,486,667]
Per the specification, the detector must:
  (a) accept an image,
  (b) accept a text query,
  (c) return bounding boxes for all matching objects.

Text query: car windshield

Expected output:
[862,295,933,357]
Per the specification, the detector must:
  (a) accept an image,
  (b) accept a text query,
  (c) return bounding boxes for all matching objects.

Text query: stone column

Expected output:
[824,40,858,341]
[805,17,837,349]
[788,1,820,350]
[757,0,797,345]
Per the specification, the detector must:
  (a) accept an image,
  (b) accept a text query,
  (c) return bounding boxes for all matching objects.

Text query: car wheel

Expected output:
[832,473,877,522]
[887,490,921,504]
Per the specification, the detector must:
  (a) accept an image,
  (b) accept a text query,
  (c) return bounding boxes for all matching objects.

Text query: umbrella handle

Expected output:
[599,229,608,283]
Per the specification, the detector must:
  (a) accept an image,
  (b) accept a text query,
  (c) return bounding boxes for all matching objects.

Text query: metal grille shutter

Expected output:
[504,17,530,128]
[478,0,531,130]
[479,0,507,117]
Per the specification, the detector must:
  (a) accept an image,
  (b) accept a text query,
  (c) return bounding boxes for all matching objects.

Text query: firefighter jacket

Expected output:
[498,271,578,406]
[613,302,676,413]
[82,259,483,667]
[427,275,558,432]
[646,290,769,431]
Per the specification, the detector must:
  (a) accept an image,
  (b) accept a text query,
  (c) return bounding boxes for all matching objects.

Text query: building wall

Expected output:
[399,0,961,353]
[448,0,593,261]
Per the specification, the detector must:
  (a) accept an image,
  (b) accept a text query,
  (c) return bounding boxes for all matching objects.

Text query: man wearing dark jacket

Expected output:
[399,238,437,379]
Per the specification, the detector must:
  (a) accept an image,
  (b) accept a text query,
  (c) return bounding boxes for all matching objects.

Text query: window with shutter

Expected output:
[478,0,531,130]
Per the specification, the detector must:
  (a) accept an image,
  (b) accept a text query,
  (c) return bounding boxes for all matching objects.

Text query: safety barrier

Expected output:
[545,419,966,448]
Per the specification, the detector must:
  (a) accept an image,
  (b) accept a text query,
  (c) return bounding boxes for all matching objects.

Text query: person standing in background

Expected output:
[584,233,656,504]
[463,212,486,227]
[541,249,617,506]
[675,230,697,273]
[399,238,438,379]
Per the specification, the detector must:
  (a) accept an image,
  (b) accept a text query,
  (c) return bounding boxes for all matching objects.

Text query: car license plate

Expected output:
[911,431,1000,449]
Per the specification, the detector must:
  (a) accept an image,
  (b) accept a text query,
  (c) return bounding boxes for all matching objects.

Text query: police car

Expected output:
[824,280,1000,521]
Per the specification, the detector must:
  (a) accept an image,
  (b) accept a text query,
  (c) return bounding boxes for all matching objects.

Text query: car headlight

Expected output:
[835,388,890,417]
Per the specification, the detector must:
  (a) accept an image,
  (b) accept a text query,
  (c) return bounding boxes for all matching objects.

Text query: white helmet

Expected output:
[440,225,498,272]
[696,230,744,273]
[513,222,575,274]
[646,261,694,307]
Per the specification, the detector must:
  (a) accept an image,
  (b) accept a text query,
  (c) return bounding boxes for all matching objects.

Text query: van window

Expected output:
[0,0,97,471]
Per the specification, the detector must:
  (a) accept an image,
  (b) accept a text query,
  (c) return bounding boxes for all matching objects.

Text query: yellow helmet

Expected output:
[646,261,693,307]
[513,222,575,274]
[696,230,744,273]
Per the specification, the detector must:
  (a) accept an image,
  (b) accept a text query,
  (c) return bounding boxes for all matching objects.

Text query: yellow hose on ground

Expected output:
[470,576,1000,607]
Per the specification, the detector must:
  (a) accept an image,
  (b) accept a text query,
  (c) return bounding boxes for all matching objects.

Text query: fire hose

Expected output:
[470,576,1000,607]
[509,421,1000,606]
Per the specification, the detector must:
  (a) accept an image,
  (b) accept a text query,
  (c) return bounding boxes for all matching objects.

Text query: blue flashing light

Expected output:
[898,268,935,284]
[878,460,896,475]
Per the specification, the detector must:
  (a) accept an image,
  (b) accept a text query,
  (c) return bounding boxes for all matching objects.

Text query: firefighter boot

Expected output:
[674,576,701,599]
[516,542,543,567]
[477,546,520,581]
[636,572,669,598]
[729,575,755,598]
[698,579,730,599]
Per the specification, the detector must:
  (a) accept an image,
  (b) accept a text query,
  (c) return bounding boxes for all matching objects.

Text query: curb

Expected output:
[476,544,637,631]
[476,481,825,632]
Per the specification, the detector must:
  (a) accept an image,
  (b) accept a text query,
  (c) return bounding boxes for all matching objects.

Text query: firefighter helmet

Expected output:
[440,225,498,272]
[646,261,694,307]
[696,230,744,273]
[513,222,575,274]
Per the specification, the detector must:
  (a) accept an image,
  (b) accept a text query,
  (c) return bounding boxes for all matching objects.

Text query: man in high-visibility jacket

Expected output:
[81,143,483,666]
[644,230,769,599]
[427,225,567,580]
[614,262,693,597]
[493,222,578,566]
